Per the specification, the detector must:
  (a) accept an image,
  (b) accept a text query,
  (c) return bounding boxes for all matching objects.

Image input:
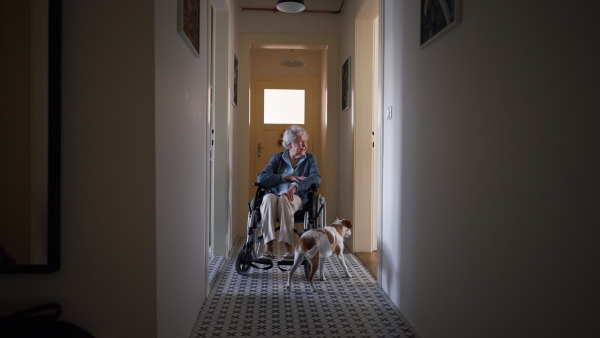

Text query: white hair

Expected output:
[282,125,308,149]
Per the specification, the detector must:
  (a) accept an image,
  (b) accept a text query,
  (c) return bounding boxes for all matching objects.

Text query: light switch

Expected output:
[386,106,392,120]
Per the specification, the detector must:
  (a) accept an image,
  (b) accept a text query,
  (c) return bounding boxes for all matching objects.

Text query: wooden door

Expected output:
[250,76,320,185]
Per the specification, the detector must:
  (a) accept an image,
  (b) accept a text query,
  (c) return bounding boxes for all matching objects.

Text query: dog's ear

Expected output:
[342,219,353,229]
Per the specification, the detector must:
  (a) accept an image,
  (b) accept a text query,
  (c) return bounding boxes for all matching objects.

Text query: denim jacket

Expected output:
[257,150,321,206]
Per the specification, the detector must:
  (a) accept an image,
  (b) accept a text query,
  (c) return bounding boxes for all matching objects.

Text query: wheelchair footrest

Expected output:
[277,259,308,266]
[249,258,274,270]
[253,258,273,264]
[277,258,308,272]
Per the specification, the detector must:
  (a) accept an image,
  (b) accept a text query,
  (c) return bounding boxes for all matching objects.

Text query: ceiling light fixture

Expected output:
[276,0,305,13]
[280,50,306,67]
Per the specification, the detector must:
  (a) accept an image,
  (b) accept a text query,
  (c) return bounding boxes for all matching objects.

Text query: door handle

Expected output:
[258,143,264,157]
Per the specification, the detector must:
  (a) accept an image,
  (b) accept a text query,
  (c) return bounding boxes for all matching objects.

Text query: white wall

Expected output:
[380,0,404,322]
[211,0,232,257]
[336,0,363,236]
[0,1,209,337]
[251,49,323,77]
[226,0,239,255]
[382,1,600,337]
[353,0,379,253]
[156,0,209,336]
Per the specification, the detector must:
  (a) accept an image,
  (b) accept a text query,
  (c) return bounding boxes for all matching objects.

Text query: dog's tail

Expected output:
[304,244,319,259]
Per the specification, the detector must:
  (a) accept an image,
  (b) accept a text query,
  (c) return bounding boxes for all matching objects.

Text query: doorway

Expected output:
[353,0,382,281]
[209,1,230,259]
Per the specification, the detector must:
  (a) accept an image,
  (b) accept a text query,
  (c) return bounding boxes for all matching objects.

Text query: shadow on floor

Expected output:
[355,251,377,280]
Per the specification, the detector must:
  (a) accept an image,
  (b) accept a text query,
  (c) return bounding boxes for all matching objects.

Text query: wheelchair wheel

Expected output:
[236,209,266,276]
[235,244,252,275]
[303,211,310,231]
[247,210,265,258]
[318,195,326,228]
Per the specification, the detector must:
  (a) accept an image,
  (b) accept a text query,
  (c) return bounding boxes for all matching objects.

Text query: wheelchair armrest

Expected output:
[253,182,263,187]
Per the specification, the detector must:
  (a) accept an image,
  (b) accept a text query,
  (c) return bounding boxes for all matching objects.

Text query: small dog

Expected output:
[285,218,353,292]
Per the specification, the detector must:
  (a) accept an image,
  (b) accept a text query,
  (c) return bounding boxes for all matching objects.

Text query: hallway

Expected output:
[191,238,418,337]
[1,2,596,337]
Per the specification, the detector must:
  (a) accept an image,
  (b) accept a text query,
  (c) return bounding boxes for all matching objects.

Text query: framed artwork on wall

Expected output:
[233,53,238,107]
[178,0,200,57]
[420,0,461,48]
[342,57,350,111]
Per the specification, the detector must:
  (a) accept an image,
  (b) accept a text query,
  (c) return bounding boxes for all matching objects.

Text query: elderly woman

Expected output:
[257,125,321,260]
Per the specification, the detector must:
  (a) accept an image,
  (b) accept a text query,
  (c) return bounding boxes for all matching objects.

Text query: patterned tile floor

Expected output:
[208,253,226,289]
[191,237,419,338]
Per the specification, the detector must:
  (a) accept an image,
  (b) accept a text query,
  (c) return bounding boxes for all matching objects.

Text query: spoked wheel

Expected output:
[252,227,265,259]
[318,195,326,228]
[236,209,263,276]
[235,244,252,275]
[304,212,310,231]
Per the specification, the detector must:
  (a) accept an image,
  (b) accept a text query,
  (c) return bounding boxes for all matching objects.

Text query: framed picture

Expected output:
[420,0,461,48]
[342,57,350,111]
[178,0,200,57]
[232,53,238,107]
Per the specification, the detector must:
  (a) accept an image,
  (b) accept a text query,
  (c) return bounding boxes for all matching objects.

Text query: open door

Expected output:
[353,0,382,280]
[209,1,230,259]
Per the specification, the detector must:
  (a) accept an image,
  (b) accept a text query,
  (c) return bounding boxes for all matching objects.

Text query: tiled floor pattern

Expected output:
[208,254,226,289]
[191,237,419,338]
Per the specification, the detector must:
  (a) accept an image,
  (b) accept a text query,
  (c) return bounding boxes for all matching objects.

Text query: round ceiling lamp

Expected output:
[276,0,305,13]
[280,50,306,67]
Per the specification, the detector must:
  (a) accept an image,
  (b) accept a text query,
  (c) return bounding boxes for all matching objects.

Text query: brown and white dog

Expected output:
[285,218,353,292]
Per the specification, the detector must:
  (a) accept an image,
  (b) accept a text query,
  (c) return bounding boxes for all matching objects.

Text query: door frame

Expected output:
[353,0,384,284]
[235,34,339,238]
[207,0,231,265]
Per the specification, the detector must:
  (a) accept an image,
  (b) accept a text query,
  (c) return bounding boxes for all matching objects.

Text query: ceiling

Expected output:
[239,0,346,14]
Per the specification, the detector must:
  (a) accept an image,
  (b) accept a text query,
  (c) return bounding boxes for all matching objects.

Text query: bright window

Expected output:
[264,89,305,124]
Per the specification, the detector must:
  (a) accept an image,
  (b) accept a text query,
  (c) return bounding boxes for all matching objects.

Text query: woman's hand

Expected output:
[283,185,298,201]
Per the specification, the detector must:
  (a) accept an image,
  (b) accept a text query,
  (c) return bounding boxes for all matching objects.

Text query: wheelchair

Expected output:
[235,182,326,277]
